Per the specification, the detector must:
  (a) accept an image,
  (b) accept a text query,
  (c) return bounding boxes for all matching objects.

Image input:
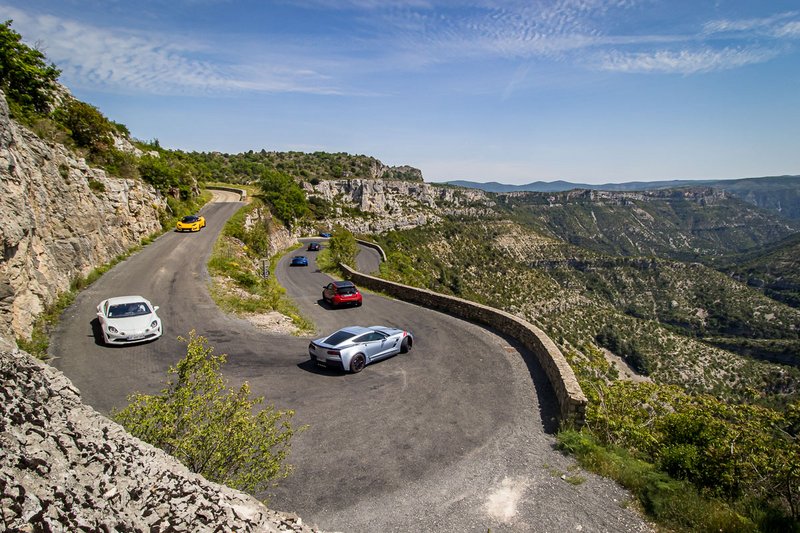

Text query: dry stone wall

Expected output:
[341,265,587,424]
[0,91,165,340]
[0,337,321,532]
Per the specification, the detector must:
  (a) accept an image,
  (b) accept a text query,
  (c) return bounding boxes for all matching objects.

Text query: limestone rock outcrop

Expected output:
[0,91,166,340]
[304,178,495,233]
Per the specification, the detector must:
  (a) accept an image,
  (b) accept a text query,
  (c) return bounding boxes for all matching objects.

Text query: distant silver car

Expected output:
[309,325,413,373]
[96,295,162,345]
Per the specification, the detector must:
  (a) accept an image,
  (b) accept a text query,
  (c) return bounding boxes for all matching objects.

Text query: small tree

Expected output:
[328,226,358,268]
[258,169,309,227]
[113,332,299,494]
[138,154,182,193]
[0,20,61,116]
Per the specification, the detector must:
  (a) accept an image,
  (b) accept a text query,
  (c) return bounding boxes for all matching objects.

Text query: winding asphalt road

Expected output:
[50,193,650,532]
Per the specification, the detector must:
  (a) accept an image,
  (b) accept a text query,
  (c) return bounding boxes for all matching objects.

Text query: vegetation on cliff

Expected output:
[0,20,60,118]
[186,149,422,183]
[3,19,421,238]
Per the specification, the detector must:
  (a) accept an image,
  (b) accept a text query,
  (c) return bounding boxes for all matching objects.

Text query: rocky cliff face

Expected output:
[304,178,495,233]
[0,92,165,340]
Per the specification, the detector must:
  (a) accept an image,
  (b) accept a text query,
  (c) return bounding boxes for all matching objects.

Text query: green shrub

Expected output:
[54,99,113,150]
[113,332,300,494]
[558,430,757,532]
[258,169,309,227]
[139,154,183,193]
[329,226,358,267]
[88,178,105,194]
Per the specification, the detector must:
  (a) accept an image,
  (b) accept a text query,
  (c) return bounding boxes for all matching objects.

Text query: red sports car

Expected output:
[322,280,363,307]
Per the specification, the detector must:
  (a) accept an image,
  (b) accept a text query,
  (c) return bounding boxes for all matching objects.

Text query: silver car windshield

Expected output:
[108,302,150,318]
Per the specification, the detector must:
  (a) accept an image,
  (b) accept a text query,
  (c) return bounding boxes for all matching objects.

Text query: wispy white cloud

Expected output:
[358,0,640,71]
[597,47,777,74]
[774,20,800,38]
[703,11,800,38]
[289,0,434,8]
[0,4,344,95]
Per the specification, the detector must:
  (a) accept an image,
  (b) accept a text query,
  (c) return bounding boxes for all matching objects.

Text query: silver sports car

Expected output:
[96,295,163,345]
[309,325,413,373]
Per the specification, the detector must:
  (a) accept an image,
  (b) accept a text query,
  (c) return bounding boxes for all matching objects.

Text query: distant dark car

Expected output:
[319,232,332,238]
[307,242,321,251]
[322,280,363,307]
[290,256,309,267]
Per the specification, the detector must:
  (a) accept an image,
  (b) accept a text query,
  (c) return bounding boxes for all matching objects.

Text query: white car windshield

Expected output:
[108,302,150,318]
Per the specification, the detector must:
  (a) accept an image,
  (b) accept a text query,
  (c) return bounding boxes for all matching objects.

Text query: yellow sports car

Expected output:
[176,214,206,232]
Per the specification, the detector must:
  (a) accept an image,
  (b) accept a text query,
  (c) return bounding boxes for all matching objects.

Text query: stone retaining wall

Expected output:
[341,265,587,425]
[355,239,387,262]
[207,186,247,201]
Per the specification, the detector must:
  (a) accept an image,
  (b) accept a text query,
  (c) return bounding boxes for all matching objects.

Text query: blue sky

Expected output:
[2,1,799,184]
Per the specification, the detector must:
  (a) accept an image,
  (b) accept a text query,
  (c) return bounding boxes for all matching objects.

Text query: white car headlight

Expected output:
[150,320,159,329]
[108,325,118,334]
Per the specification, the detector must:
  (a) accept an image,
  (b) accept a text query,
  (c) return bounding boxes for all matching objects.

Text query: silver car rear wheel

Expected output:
[350,353,366,373]
[400,337,412,353]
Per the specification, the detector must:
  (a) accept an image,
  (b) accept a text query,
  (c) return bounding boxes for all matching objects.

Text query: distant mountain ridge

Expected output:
[446,175,798,193]
[446,178,717,193]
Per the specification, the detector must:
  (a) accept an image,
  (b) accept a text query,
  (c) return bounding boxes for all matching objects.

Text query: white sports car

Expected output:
[309,325,413,373]
[96,295,163,345]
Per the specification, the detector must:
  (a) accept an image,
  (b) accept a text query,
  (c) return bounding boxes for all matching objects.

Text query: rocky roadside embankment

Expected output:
[0,337,320,532]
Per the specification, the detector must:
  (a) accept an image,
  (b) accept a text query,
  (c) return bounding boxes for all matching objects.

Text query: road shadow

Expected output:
[486,328,561,435]
[316,298,361,310]
[297,359,346,376]
[90,317,108,347]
